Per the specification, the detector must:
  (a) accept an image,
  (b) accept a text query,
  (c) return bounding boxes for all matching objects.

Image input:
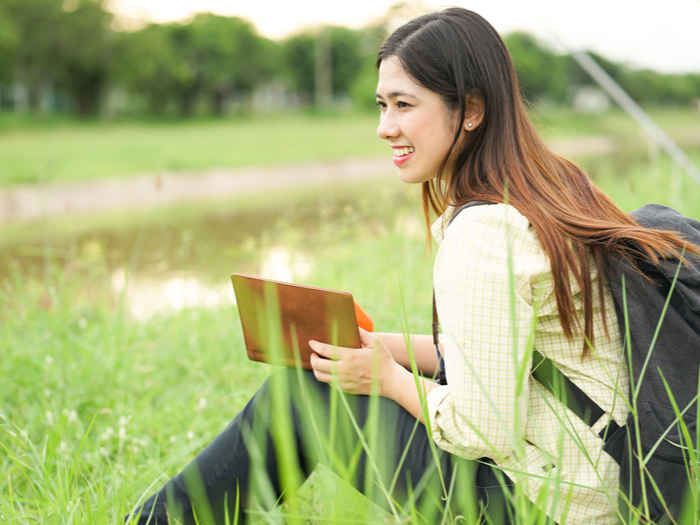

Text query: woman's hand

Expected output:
[309,327,401,397]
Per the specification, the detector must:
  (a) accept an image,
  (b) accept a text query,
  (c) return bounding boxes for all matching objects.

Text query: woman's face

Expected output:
[375,56,462,184]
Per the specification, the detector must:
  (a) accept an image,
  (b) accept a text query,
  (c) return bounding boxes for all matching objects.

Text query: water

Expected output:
[1,182,421,319]
[4,146,698,320]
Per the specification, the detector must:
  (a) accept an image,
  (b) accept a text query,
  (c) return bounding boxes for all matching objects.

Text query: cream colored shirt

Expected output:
[427,203,629,524]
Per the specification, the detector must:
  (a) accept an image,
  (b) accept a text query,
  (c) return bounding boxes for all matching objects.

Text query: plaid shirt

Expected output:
[427,203,629,524]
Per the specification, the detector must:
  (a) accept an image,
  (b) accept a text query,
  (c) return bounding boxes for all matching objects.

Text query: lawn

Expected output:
[0,111,387,186]
[0,107,698,186]
[1,196,437,523]
[1,119,700,523]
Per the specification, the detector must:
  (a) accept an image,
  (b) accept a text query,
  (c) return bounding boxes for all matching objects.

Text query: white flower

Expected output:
[65,409,78,423]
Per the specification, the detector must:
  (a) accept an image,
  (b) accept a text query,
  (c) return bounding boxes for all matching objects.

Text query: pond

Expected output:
[0,180,424,319]
[2,146,698,320]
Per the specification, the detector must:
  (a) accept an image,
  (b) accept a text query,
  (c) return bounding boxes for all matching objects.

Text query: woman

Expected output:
[128,8,694,524]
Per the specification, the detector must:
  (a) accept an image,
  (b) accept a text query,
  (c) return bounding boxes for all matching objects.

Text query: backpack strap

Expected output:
[431,200,622,447]
[433,201,493,384]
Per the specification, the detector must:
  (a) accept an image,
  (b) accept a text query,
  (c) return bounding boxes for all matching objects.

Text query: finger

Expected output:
[309,340,344,360]
[312,368,333,384]
[310,353,335,374]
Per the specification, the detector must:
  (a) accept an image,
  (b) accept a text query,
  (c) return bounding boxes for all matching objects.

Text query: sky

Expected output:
[108,0,700,74]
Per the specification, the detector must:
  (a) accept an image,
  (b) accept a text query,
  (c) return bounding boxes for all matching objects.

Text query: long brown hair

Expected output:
[377,8,698,355]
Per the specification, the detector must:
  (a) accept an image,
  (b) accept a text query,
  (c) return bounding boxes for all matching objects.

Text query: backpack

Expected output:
[603,204,700,523]
[432,202,700,523]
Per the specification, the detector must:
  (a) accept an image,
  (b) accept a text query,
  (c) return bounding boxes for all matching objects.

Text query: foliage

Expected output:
[116,14,279,116]
[187,14,278,115]
[114,23,186,115]
[0,3,19,84]
[280,25,372,104]
[280,32,316,104]
[0,0,698,117]
[54,0,115,115]
[1,0,65,109]
[504,32,569,104]
[351,61,382,112]
[0,0,114,115]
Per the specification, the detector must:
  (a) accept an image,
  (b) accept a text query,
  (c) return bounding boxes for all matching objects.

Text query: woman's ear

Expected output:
[462,90,485,132]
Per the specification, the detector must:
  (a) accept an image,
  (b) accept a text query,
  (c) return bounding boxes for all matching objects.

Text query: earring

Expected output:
[467,122,473,128]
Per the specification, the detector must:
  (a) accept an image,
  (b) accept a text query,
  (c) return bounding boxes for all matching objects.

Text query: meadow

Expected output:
[0,107,698,186]
[1,108,700,524]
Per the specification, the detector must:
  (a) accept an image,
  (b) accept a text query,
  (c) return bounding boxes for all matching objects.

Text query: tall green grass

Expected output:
[1,214,438,523]
[2,148,700,523]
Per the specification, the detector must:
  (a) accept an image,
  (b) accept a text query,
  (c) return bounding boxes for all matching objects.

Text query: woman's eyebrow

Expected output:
[375,91,417,100]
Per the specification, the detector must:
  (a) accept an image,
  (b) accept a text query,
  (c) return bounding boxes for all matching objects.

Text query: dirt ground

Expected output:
[0,136,615,223]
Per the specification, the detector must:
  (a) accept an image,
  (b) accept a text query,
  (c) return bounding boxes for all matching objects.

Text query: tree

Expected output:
[282,26,368,106]
[0,6,18,85]
[165,22,202,116]
[327,26,364,99]
[117,23,199,116]
[504,32,569,104]
[281,32,315,104]
[54,0,115,115]
[350,23,387,111]
[188,14,277,116]
[2,0,65,110]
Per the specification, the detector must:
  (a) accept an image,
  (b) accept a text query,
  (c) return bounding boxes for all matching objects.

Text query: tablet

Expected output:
[231,273,361,369]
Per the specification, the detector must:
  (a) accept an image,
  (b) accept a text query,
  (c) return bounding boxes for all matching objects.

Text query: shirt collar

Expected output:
[430,205,455,244]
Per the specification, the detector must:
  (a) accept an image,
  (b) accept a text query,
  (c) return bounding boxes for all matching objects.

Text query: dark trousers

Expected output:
[126,368,516,524]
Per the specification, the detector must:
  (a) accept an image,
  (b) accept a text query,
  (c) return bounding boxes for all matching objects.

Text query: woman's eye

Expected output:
[375,100,386,110]
[396,101,411,108]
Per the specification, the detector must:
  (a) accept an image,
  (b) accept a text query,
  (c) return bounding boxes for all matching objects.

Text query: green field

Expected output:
[0,107,698,186]
[2,109,700,524]
[0,111,387,186]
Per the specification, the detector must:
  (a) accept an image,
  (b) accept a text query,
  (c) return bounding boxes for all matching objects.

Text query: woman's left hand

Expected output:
[309,328,400,397]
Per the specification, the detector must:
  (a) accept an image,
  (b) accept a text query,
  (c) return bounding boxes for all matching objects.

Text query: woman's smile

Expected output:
[392,145,415,166]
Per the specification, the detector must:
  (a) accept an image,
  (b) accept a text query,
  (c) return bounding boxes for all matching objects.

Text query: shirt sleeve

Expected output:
[426,204,536,462]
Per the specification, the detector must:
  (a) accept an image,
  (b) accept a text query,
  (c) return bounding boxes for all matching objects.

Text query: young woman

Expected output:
[128,8,695,525]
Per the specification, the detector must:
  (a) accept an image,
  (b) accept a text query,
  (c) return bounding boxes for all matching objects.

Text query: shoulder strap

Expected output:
[432,201,493,383]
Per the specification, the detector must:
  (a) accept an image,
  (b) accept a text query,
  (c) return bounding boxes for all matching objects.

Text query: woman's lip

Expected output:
[392,151,414,167]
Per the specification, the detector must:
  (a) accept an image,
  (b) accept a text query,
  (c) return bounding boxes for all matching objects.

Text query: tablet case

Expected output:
[231,273,362,369]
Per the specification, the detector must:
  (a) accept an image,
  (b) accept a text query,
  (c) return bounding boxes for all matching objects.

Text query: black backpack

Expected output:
[432,202,700,523]
[603,204,700,523]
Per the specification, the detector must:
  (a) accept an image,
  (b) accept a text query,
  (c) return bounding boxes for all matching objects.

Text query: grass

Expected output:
[2,131,700,522]
[0,110,387,186]
[0,106,698,186]
[1,200,437,523]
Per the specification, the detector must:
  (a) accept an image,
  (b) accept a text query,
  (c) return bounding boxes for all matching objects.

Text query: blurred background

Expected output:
[1,2,699,521]
[0,0,699,318]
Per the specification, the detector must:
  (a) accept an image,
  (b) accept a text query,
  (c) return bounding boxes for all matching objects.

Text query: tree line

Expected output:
[1,0,698,117]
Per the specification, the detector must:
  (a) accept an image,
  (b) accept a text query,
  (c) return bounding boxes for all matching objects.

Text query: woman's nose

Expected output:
[377,112,399,140]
